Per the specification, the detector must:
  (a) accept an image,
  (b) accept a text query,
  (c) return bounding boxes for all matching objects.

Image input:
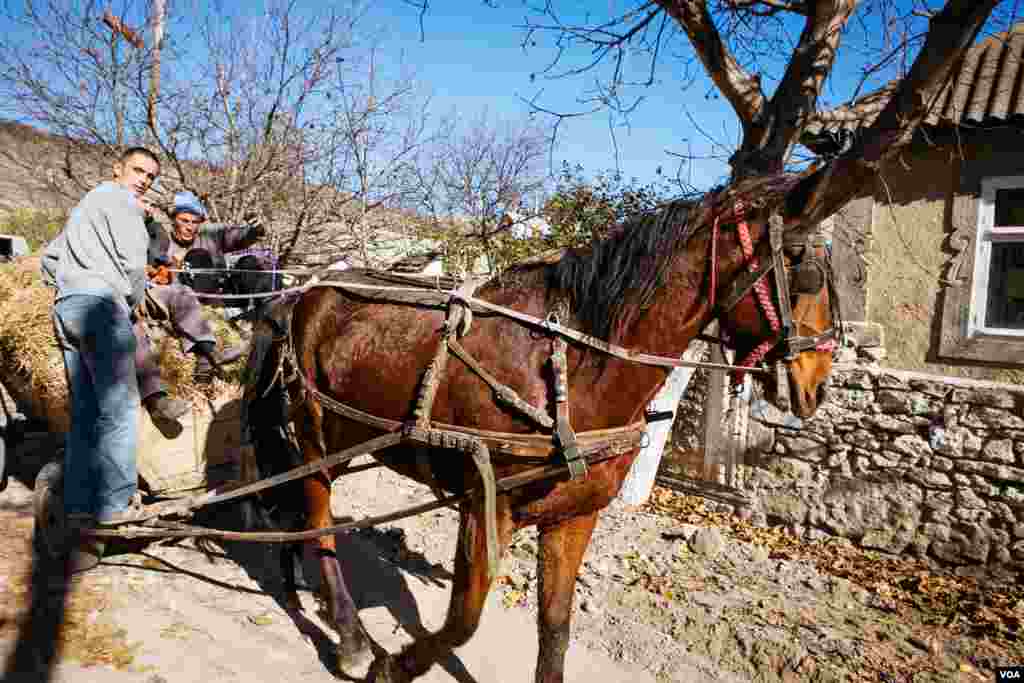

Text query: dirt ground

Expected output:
[1,440,1021,683]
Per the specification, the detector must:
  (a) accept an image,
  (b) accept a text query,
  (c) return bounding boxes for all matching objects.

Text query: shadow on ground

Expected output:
[170,502,471,682]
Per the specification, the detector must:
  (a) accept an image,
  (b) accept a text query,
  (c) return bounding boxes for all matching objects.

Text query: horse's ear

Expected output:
[791,261,825,294]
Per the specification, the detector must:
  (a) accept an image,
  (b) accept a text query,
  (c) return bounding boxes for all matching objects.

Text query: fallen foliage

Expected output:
[645,486,1024,681]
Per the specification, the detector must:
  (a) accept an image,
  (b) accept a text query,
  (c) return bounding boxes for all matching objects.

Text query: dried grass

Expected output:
[0,256,246,429]
[0,257,70,430]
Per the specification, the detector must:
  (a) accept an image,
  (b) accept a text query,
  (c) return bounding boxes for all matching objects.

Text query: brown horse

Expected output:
[242,176,838,682]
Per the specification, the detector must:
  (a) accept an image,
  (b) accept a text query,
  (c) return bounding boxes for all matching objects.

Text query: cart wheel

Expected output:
[34,461,68,559]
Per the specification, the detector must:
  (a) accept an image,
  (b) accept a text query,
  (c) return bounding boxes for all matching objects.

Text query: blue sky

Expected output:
[0,0,1017,194]
[366,0,745,191]
[358,0,1017,191]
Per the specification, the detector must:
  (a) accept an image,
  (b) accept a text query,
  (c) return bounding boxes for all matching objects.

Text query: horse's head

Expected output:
[717,227,840,419]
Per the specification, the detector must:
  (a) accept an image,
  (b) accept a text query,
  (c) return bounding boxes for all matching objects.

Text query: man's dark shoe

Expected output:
[144,393,190,422]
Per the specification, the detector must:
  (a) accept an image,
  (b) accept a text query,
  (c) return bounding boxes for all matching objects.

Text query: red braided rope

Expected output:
[708,198,834,386]
[733,200,782,385]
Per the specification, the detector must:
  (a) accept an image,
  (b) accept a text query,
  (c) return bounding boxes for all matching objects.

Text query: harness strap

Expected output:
[449,340,554,429]
[768,215,793,412]
[413,280,482,499]
[312,386,402,432]
[448,294,770,375]
[550,334,586,480]
[708,240,777,320]
[308,381,647,455]
[402,424,500,582]
[769,215,794,341]
[412,338,451,428]
[309,278,770,374]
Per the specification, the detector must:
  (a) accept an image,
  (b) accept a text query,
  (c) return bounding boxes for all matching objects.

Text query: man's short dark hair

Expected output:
[120,146,160,171]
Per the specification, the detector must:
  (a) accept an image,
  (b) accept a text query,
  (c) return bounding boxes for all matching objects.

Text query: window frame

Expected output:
[968,175,1024,339]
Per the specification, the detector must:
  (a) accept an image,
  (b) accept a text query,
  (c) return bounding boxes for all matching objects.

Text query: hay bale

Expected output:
[0,256,71,431]
[0,256,246,432]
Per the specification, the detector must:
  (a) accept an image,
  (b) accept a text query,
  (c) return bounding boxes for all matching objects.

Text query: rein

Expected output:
[295,278,771,375]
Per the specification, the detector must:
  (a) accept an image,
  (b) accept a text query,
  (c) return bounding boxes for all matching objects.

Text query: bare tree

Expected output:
[416,110,550,274]
[0,0,436,265]
[290,48,436,268]
[415,0,1011,226]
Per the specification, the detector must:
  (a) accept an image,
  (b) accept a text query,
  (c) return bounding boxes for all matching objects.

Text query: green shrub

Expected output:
[0,208,65,251]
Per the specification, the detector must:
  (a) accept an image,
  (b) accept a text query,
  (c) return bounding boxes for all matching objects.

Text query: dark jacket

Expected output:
[149,221,263,286]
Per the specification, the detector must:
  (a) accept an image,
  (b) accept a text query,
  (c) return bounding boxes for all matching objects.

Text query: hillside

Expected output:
[0,121,452,270]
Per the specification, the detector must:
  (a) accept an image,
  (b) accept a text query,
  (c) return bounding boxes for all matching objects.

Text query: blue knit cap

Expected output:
[170,191,207,219]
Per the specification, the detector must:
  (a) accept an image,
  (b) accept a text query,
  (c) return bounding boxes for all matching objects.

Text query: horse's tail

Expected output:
[238,301,307,532]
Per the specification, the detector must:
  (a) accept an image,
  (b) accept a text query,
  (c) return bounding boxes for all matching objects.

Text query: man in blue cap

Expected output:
[145,190,261,382]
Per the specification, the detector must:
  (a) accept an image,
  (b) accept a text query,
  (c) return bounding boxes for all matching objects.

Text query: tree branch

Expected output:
[801,81,898,152]
[732,0,859,177]
[794,0,999,225]
[657,0,766,131]
[723,0,810,16]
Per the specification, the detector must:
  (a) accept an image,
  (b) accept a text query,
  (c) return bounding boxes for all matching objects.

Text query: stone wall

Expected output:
[742,363,1024,568]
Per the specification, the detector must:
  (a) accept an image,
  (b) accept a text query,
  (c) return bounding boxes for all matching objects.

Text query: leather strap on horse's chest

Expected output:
[449,339,554,430]
[550,333,586,480]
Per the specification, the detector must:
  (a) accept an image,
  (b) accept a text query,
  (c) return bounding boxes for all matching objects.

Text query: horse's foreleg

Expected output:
[301,471,373,678]
[535,512,599,683]
[295,396,373,678]
[370,498,514,683]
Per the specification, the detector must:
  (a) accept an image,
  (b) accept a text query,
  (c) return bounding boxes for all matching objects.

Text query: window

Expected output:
[968,176,1024,337]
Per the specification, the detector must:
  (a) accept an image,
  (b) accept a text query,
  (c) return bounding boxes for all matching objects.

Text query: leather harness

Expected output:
[254,205,841,578]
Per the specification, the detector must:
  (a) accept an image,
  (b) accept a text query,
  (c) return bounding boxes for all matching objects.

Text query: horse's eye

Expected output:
[791,261,825,294]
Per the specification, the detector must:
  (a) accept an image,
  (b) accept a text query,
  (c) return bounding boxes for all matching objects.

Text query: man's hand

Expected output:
[132,299,148,322]
[147,264,172,285]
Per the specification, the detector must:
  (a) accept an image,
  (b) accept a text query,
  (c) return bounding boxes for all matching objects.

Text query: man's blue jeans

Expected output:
[53,294,140,522]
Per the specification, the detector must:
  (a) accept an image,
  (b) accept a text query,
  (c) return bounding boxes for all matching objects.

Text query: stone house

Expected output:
[725,25,1024,570]
[805,23,1024,383]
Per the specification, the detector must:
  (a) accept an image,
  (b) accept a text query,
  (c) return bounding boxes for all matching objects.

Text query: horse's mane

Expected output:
[500,171,806,343]
[544,199,696,343]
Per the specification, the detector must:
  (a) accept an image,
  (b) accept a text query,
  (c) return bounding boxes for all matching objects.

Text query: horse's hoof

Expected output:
[366,655,407,683]
[335,627,373,679]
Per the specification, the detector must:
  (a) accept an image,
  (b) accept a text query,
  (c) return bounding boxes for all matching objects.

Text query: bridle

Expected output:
[702,200,843,412]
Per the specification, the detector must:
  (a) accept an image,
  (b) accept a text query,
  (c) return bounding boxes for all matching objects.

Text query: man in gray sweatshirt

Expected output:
[41,147,162,573]
[42,230,189,424]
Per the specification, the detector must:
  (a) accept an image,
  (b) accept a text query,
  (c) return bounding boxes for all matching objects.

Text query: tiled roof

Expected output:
[804,23,1024,145]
